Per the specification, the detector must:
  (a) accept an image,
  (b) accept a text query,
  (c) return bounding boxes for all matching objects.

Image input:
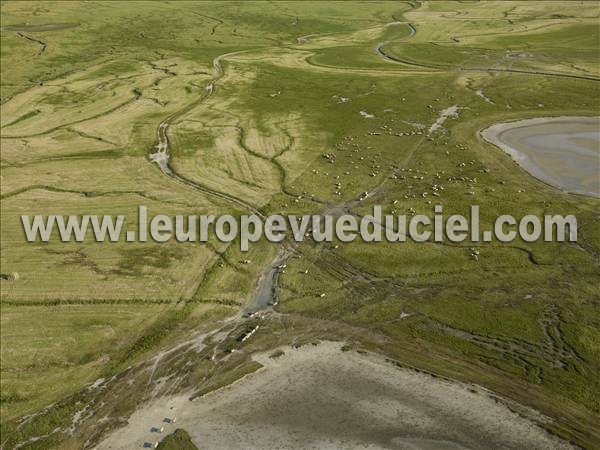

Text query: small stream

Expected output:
[375,22,416,62]
[244,249,291,316]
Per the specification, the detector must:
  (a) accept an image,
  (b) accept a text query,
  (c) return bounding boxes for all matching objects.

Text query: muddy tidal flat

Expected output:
[482,116,600,197]
[97,342,575,450]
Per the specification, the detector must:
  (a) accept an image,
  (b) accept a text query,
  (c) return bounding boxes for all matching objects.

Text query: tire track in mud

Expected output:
[427,302,587,384]
[538,304,585,368]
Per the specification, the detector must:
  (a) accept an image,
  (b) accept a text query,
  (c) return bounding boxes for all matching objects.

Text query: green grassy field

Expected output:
[1,1,599,449]
[157,429,199,450]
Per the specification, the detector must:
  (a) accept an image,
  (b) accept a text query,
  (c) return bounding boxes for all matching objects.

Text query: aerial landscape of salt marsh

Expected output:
[1,1,599,449]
